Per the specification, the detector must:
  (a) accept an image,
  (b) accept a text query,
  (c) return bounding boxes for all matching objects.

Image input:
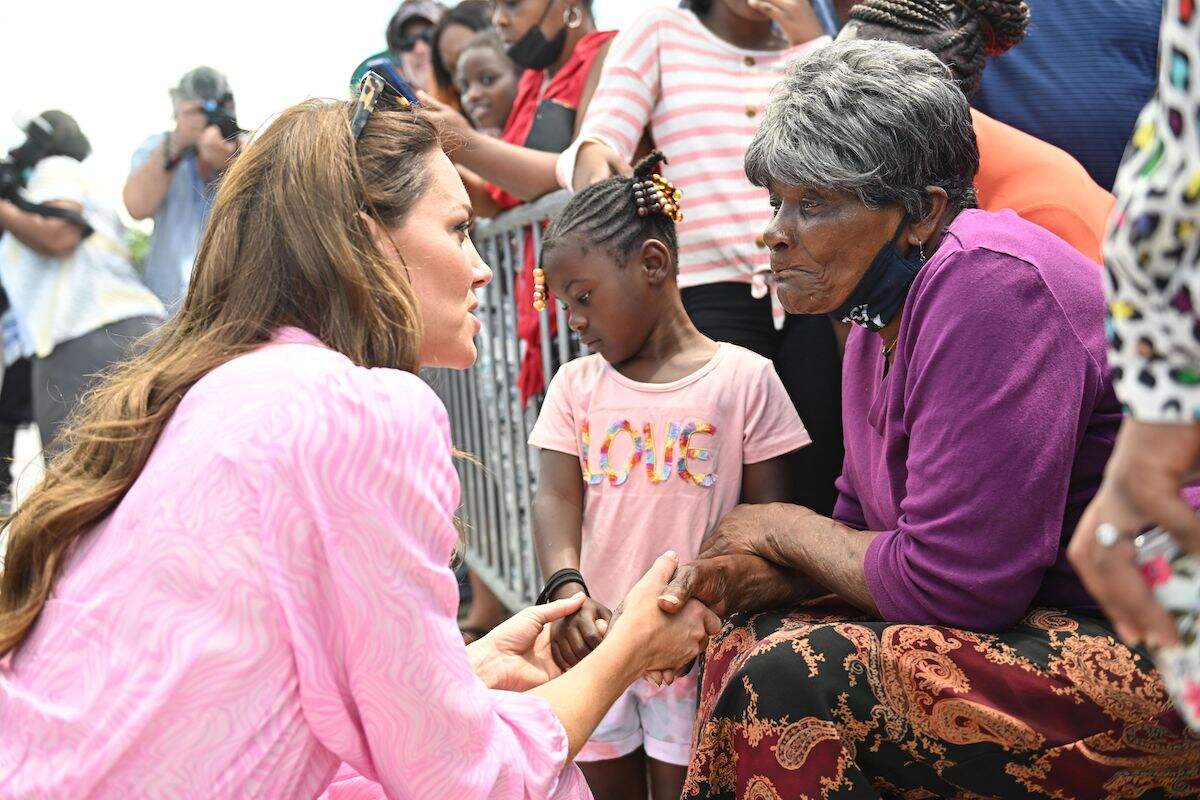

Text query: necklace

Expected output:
[882,338,897,359]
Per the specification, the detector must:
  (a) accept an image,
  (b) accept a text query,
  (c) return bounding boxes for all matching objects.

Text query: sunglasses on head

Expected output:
[399,28,435,52]
[351,67,422,140]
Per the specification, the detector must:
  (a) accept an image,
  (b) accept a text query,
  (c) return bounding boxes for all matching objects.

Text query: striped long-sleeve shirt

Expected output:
[557,7,828,291]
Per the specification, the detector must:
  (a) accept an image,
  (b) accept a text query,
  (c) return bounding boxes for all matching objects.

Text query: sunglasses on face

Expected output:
[399,28,435,52]
[351,67,421,140]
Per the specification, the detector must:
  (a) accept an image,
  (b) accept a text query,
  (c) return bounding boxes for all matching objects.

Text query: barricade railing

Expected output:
[427,190,581,611]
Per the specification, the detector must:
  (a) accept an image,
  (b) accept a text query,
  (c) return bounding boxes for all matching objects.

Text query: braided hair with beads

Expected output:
[540,150,681,281]
[847,0,1029,98]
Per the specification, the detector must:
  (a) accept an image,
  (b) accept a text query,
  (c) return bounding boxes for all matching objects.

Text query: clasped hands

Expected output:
[469,551,720,692]
[542,504,811,686]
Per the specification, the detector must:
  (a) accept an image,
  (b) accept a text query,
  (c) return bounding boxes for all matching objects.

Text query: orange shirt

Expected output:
[972,109,1114,265]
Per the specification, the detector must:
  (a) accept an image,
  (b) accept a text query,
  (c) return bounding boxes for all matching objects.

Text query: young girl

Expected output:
[455,31,523,139]
[556,0,845,518]
[528,153,811,800]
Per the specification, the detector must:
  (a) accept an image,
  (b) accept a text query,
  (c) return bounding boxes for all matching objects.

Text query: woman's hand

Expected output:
[746,0,825,46]
[604,551,722,676]
[1069,419,1200,650]
[469,592,588,692]
[571,141,630,192]
[416,91,475,144]
[548,596,613,670]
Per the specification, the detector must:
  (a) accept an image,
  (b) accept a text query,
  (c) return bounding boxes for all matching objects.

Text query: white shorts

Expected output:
[576,673,699,766]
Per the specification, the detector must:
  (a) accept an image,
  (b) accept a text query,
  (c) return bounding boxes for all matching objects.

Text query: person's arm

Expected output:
[124,104,206,220]
[1068,2,1200,649]
[0,199,84,257]
[673,253,1099,630]
[854,251,1099,630]
[533,448,614,668]
[533,449,586,592]
[529,369,614,668]
[266,370,588,798]
[557,13,661,191]
[420,93,563,202]
[123,137,176,221]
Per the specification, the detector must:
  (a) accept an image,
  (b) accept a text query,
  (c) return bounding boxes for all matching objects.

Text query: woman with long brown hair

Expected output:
[0,92,716,798]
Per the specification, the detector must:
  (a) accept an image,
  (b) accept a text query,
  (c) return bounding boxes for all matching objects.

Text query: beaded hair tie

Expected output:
[632,173,684,223]
[533,267,547,312]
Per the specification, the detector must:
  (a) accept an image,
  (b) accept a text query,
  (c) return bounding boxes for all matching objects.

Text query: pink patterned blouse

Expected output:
[0,327,590,799]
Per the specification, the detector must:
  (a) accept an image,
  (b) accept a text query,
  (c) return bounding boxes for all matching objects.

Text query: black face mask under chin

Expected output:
[506,1,568,70]
[832,216,925,333]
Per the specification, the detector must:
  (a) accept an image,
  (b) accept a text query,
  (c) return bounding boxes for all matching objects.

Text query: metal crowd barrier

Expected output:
[427,190,583,611]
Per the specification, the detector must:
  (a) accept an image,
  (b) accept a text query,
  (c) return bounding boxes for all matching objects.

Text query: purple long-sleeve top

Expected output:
[835,209,1119,632]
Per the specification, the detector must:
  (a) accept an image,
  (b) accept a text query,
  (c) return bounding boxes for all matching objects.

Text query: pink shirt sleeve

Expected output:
[741,358,811,464]
[555,11,661,188]
[256,367,585,799]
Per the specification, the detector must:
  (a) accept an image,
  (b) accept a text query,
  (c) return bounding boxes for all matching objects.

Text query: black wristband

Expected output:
[537,568,588,606]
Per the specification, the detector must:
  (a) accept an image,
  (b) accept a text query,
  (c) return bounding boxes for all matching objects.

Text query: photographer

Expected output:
[123,66,242,311]
[0,110,163,456]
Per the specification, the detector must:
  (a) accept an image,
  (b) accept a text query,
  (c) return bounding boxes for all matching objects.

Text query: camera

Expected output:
[201,94,244,141]
[0,116,55,202]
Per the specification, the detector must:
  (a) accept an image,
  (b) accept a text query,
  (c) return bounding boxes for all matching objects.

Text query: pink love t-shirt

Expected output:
[529,343,811,609]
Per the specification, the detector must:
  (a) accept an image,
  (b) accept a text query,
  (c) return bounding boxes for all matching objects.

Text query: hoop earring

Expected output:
[563,5,583,28]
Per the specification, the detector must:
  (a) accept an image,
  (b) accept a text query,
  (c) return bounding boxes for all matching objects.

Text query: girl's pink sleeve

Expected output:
[256,367,590,799]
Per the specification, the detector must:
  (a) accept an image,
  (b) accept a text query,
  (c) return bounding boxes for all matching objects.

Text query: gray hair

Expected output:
[745,39,979,220]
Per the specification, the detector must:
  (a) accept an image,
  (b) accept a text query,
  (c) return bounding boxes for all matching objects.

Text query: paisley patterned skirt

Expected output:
[683,606,1200,799]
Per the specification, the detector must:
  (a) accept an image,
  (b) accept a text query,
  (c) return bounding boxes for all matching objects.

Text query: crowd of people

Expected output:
[0,0,1197,798]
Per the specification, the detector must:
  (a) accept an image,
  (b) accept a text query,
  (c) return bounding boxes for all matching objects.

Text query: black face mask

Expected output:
[506,0,568,70]
[832,216,925,332]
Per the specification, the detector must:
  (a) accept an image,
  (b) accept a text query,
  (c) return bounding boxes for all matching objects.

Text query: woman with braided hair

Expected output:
[843,0,1116,265]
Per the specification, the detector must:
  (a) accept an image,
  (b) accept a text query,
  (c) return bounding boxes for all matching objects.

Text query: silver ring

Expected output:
[1095,523,1123,548]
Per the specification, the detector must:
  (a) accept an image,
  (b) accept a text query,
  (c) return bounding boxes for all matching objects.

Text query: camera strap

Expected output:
[10,195,94,239]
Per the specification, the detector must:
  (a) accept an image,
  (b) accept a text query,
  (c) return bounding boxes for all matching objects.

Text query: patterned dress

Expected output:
[1107,0,1200,421]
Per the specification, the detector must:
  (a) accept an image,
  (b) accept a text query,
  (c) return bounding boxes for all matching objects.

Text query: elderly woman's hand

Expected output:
[1069,419,1200,650]
[468,592,587,692]
[697,502,820,562]
[658,553,811,618]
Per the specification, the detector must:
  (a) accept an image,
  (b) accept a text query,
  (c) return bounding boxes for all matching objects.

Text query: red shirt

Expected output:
[485,30,616,403]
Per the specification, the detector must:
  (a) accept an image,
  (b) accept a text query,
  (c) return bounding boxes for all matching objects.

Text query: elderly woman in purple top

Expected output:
[659,39,1200,799]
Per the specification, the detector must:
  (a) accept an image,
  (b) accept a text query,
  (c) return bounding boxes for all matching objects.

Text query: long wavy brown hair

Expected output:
[0,99,443,655]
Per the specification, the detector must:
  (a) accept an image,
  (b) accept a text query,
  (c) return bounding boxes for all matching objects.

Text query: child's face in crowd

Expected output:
[542,238,671,365]
[457,47,521,135]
